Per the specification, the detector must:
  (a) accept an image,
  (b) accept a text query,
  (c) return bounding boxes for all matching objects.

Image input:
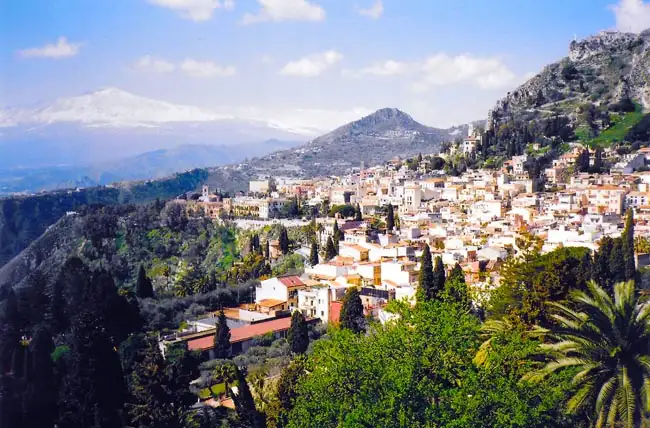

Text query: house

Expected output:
[255,276,306,311]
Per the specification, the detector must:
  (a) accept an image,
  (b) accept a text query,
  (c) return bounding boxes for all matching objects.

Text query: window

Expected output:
[321,311,324,316]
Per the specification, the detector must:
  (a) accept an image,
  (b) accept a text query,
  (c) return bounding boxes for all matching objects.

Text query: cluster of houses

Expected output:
[162,133,650,360]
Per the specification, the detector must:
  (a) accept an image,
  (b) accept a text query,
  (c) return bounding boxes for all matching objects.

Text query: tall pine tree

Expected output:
[309,241,319,266]
[386,204,395,232]
[231,365,266,428]
[354,204,363,221]
[623,208,636,281]
[136,265,154,298]
[417,244,435,303]
[279,227,290,255]
[443,263,470,310]
[609,238,626,285]
[432,256,446,300]
[22,326,56,428]
[593,236,614,291]
[339,288,365,334]
[58,311,127,428]
[287,311,309,354]
[324,237,337,261]
[213,310,231,359]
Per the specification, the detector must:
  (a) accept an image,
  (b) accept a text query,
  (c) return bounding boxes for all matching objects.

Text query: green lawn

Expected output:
[578,104,645,148]
[198,382,227,400]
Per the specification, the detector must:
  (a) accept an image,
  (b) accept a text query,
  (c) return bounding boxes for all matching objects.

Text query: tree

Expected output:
[230,365,266,428]
[339,288,365,334]
[127,337,195,428]
[593,236,614,291]
[524,281,650,427]
[136,265,154,298]
[0,287,20,375]
[264,239,270,260]
[609,238,625,285]
[354,204,363,221]
[58,311,127,428]
[623,208,636,281]
[324,237,337,261]
[432,256,446,300]
[279,227,290,255]
[578,148,590,172]
[443,263,470,310]
[332,221,344,245]
[386,204,395,232]
[22,327,56,428]
[417,244,435,303]
[309,241,319,266]
[213,310,231,359]
[274,356,306,427]
[593,147,603,173]
[287,311,309,354]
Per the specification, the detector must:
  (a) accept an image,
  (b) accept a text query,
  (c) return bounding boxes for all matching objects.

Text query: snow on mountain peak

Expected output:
[1,88,235,128]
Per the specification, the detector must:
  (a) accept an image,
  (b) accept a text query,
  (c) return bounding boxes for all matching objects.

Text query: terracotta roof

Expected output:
[258,299,286,308]
[188,317,299,351]
[278,276,305,288]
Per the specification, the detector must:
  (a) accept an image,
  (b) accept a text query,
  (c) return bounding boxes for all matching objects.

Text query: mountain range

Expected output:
[0,88,462,194]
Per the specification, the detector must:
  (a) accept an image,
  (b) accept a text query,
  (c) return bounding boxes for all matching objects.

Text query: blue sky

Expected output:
[2,0,650,129]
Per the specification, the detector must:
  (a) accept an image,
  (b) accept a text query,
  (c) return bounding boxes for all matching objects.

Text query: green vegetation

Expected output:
[524,281,650,427]
[579,103,645,148]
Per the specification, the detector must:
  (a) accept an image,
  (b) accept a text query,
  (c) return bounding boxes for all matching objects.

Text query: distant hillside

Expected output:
[0,140,302,196]
[0,169,208,268]
[242,108,454,177]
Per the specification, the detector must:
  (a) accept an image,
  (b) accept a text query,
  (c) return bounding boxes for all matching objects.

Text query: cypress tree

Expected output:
[213,310,231,359]
[264,239,270,259]
[417,244,435,303]
[324,237,337,261]
[136,265,154,299]
[59,311,127,428]
[609,238,626,285]
[279,227,290,255]
[309,241,319,266]
[432,256,446,300]
[623,208,636,281]
[339,288,365,334]
[231,365,266,428]
[593,236,614,291]
[22,327,56,428]
[287,311,309,354]
[386,204,395,232]
[333,221,344,243]
[576,251,593,290]
[443,263,470,310]
[354,204,363,221]
[0,287,20,375]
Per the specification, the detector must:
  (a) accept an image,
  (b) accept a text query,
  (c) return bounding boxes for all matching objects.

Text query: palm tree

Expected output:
[523,281,650,428]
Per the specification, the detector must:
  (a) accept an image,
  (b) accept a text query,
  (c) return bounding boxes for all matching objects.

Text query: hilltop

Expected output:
[240,107,455,177]
[486,30,650,151]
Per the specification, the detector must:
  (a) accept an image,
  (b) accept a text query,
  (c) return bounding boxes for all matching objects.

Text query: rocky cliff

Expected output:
[488,30,650,129]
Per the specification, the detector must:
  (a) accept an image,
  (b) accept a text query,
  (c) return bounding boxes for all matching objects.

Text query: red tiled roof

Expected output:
[187,317,294,351]
[278,276,305,288]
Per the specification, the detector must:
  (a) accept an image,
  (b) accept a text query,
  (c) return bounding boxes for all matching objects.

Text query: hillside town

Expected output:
[161,125,650,402]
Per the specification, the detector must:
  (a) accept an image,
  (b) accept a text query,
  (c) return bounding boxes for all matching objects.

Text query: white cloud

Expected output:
[344,60,408,77]
[181,59,236,77]
[414,54,516,91]
[146,0,233,21]
[241,0,325,24]
[345,53,516,91]
[610,0,650,33]
[17,37,81,59]
[280,50,343,77]
[358,0,383,19]
[133,55,176,73]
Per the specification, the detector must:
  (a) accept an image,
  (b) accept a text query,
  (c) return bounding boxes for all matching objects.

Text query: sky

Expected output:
[2,0,650,131]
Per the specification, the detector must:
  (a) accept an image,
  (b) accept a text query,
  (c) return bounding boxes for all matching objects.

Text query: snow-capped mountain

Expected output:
[1,87,312,132]
[0,88,314,192]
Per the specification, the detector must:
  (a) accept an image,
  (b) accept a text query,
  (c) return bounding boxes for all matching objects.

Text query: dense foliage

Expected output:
[0,168,208,268]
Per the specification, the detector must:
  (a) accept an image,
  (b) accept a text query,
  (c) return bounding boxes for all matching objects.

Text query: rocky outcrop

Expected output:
[489,31,650,130]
